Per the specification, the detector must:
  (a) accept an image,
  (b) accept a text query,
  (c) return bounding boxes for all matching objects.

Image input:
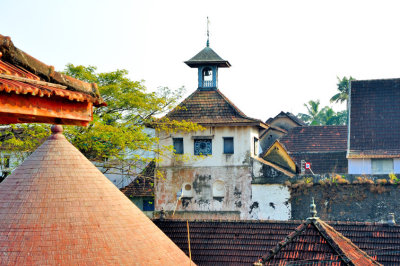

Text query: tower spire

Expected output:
[207,16,210,47]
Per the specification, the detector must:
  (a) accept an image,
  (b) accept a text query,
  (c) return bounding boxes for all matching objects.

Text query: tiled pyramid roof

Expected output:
[0,126,193,265]
[165,89,267,127]
[185,46,230,68]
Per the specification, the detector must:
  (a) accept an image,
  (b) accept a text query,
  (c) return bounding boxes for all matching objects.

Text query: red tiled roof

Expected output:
[165,89,267,127]
[0,34,104,106]
[262,218,380,265]
[280,126,347,153]
[0,126,193,265]
[349,78,400,158]
[155,219,397,265]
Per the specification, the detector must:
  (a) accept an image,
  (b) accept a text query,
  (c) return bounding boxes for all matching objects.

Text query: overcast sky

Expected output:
[2,0,400,121]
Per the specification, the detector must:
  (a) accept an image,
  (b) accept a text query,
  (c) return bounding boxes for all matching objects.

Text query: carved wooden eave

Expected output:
[0,34,105,126]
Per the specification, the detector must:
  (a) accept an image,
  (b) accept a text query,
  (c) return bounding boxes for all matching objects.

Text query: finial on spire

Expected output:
[310,197,317,218]
[206,16,210,47]
[51,124,63,134]
[49,124,65,140]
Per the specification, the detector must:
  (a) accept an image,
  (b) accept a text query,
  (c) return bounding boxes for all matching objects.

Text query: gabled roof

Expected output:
[185,46,231,68]
[165,89,268,128]
[280,125,347,153]
[349,78,400,158]
[260,141,297,174]
[266,111,306,127]
[155,219,395,265]
[261,217,381,265]
[0,126,192,265]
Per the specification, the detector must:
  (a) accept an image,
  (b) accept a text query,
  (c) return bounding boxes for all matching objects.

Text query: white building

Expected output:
[155,41,269,220]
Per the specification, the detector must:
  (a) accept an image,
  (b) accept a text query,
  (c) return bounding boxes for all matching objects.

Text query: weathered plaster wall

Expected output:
[156,166,252,219]
[250,184,291,220]
[290,184,400,222]
[158,126,255,167]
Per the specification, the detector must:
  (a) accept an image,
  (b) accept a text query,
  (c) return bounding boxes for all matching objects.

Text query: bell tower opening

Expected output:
[202,67,213,88]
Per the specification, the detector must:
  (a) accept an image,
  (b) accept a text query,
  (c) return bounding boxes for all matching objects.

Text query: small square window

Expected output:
[194,139,212,155]
[173,138,184,154]
[223,137,234,154]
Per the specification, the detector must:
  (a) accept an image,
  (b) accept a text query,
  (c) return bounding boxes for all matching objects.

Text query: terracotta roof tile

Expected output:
[280,126,347,153]
[0,34,104,106]
[155,219,399,265]
[165,89,266,127]
[0,126,193,265]
[349,78,400,158]
[275,126,348,174]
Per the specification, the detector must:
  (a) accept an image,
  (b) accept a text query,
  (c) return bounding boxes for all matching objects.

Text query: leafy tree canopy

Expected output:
[1,64,203,183]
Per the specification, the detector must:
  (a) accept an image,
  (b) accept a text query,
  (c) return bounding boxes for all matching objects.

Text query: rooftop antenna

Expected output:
[207,16,210,47]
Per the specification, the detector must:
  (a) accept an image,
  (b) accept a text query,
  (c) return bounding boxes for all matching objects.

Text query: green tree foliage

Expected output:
[0,64,203,184]
[330,76,355,104]
[297,99,348,125]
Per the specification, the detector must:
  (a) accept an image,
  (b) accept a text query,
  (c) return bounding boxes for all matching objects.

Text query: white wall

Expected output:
[158,126,257,167]
[349,158,400,174]
[348,158,372,174]
[250,184,291,220]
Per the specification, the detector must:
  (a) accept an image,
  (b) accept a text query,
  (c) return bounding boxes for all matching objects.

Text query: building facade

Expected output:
[155,42,268,219]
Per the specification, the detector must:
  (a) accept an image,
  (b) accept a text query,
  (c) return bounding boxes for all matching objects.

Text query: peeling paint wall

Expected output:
[156,166,252,219]
[250,184,291,220]
[156,125,258,219]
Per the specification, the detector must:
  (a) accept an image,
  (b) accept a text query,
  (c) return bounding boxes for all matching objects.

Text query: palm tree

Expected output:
[297,100,322,125]
[330,76,355,104]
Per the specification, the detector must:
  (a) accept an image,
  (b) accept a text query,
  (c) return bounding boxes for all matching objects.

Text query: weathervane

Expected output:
[207,16,210,47]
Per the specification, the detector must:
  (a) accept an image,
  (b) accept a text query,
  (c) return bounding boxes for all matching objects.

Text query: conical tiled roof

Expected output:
[0,125,193,265]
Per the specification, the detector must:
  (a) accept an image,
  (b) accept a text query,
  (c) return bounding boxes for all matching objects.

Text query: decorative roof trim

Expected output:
[0,34,104,106]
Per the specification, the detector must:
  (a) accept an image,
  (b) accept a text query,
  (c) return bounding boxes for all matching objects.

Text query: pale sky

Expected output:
[2,0,400,121]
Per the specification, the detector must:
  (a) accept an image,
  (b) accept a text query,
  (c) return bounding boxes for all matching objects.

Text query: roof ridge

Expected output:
[314,219,382,265]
